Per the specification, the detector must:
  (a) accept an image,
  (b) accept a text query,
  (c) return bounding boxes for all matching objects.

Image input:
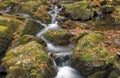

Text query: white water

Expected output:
[34,20,47,27]
[55,66,83,78]
[36,5,83,78]
[48,5,62,23]
[4,5,12,13]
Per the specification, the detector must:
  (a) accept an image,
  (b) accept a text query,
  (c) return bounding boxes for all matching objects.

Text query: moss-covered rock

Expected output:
[74,32,105,52]
[18,0,50,23]
[61,20,89,29]
[44,29,72,45]
[108,60,120,78]
[109,70,120,78]
[89,14,117,29]
[113,5,120,25]
[72,33,117,76]
[88,70,106,78]
[20,1,39,14]
[64,1,94,20]
[33,5,50,23]
[3,41,56,78]
[15,35,46,46]
[71,31,89,42]
[0,0,50,23]
[0,0,17,11]
[102,5,115,14]
[21,19,44,35]
[0,18,18,55]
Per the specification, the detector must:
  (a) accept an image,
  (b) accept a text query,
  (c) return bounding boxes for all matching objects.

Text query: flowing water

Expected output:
[36,5,84,78]
[3,4,12,13]
[2,3,84,78]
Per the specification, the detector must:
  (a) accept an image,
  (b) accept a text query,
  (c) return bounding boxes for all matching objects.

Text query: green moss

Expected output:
[61,20,89,29]
[44,29,72,45]
[72,32,117,76]
[0,18,19,55]
[20,1,40,14]
[72,31,89,41]
[3,41,56,78]
[65,1,88,12]
[16,35,45,46]
[21,20,44,35]
[64,1,94,20]
[0,26,8,32]
[115,6,120,14]
[0,3,8,10]
[102,5,115,14]
[32,5,50,23]
[74,33,105,52]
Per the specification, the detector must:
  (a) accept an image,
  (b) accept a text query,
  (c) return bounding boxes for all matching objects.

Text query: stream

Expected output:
[36,5,84,78]
[1,1,120,78]
[2,3,84,78]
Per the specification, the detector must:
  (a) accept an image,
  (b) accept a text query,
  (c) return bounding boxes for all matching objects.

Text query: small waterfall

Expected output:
[4,4,12,13]
[55,66,83,78]
[36,5,84,78]
[48,5,62,23]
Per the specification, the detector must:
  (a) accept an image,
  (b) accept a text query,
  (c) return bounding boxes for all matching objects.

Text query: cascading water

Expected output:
[4,4,12,13]
[36,4,84,78]
[3,2,84,78]
[55,66,82,78]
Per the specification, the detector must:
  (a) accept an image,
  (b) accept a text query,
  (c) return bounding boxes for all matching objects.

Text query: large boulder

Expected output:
[3,41,56,78]
[72,32,117,77]
[44,29,72,45]
[64,1,94,21]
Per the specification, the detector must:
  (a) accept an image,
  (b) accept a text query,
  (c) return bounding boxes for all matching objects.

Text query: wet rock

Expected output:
[44,29,73,45]
[72,33,117,76]
[3,41,56,78]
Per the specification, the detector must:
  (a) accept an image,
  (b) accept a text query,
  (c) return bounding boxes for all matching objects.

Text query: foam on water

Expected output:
[55,66,82,78]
